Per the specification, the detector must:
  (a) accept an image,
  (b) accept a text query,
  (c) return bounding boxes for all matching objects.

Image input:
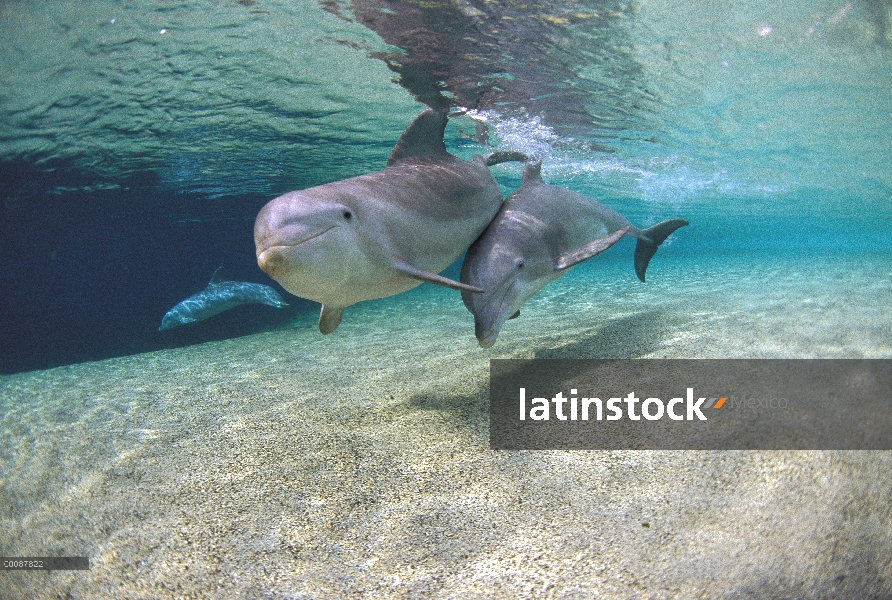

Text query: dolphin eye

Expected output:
[515,258,525,269]
[343,211,353,220]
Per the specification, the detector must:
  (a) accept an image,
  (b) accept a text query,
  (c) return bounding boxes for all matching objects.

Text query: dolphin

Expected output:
[460,161,688,348]
[159,267,289,331]
[254,109,526,334]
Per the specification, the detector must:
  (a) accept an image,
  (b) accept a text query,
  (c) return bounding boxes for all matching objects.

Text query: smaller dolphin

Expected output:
[159,267,288,331]
[460,161,688,348]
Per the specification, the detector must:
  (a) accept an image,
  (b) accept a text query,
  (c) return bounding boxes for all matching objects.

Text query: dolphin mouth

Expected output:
[477,328,499,349]
[257,226,337,276]
[261,225,336,252]
[475,280,515,348]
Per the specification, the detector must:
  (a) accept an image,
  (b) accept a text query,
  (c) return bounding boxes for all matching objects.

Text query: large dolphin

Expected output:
[254,109,524,334]
[159,267,288,331]
[460,161,688,348]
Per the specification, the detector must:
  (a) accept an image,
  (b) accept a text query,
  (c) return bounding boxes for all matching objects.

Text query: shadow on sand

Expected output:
[534,310,675,360]
[404,310,678,438]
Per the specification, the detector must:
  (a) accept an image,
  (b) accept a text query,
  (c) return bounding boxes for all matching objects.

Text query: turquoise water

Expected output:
[1,0,890,373]
[2,0,888,207]
[1,1,891,596]
[4,0,889,373]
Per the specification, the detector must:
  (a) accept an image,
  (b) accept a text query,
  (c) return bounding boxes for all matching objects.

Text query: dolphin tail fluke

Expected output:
[484,151,528,167]
[319,304,343,334]
[634,219,689,282]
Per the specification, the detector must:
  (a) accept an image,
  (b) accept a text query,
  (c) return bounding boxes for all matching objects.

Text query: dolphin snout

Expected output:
[255,197,337,277]
[257,247,286,277]
[469,277,518,348]
[254,195,315,252]
[475,321,500,349]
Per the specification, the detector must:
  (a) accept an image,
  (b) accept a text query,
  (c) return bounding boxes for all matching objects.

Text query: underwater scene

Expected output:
[1,0,890,597]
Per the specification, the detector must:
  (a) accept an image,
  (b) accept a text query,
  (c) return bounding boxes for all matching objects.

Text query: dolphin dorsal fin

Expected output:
[387,110,450,166]
[209,266,225,284]
[522,161,544,184]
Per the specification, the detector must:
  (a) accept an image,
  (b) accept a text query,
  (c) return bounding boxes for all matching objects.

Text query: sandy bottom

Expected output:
[1,250,890,598]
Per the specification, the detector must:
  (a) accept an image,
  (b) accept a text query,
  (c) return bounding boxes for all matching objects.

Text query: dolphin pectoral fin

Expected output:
[318,304,343,334]
[394,261,485,294]
[556,226,629,271]
[634,219,689,282]
[508,310,521,320]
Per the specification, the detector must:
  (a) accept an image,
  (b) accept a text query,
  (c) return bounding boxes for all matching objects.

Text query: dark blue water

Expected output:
[2,150,884,374]
[0,159,306,373]
[1,0,890,373]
